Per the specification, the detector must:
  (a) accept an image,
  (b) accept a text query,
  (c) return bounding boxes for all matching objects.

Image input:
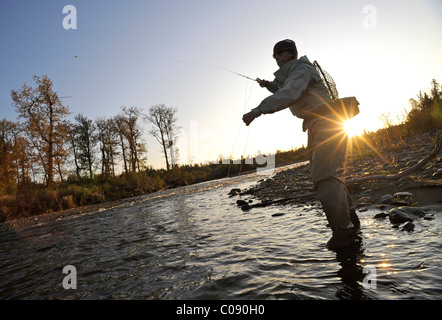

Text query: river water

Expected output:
[1,164,441,300]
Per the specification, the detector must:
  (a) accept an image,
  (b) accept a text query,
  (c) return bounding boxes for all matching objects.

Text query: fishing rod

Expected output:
[73,55,258,82]
[73,54,256,175]
[220,68,257,82]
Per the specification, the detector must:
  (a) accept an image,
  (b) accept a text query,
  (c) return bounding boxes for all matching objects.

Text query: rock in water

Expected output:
[389,206,426,223]
[241,204,252,212]
[271,213,285,217]
[400,221,415,231]
[373,212,389,219]
[228,188,241,197]
[380,194,394,204]
[393,192,414,204]
[236,199,248,206]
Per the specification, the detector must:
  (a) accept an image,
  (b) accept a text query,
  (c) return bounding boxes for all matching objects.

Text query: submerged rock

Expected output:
[241,204,252,212]
[373,212,389,219]
[389,206,426,223]
[236,199,248,206]
[400,221,415,231]
[271,212,285,217]
[228,188,241,197]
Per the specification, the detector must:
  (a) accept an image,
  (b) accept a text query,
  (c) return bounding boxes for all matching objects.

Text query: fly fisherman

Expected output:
[242,39,360,250]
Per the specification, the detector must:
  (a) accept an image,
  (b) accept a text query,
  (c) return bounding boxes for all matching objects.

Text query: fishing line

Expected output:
[73,55,257,82]
[73,54,258,175]
[7,54,259,171]
[227,78,255,177]
[238,79,254,176]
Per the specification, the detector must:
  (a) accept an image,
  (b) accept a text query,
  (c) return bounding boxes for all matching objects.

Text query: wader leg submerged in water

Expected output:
[307,119,360,250]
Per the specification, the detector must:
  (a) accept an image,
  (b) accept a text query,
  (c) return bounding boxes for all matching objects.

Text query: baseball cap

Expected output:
[273,39,298,58]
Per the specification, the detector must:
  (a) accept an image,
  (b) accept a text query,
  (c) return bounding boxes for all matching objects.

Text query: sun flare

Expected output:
[344,119,365,137]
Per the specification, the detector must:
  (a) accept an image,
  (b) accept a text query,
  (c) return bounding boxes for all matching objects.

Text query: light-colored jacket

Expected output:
[252,56,332,121]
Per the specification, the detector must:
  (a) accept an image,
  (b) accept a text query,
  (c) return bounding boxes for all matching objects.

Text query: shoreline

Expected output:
[242,131,442,209]
[0,194,151,232]
[2,132,441,232]
[0,161,308,233]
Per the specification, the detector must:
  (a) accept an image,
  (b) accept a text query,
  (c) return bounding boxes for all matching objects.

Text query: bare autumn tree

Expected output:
[0,119,19,193]
[146,104,179,171]
[113,115,129,175]
[70,113,98,180]
[115,106,147,172]
[0,119,36,192]
[96,117,119,179]
[69,123,82,180]
[54,139,69,183]
[14,132,35,184]
[11,75,70,186]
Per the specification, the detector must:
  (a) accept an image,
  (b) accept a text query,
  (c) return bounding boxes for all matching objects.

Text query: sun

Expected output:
[344,118,365,137]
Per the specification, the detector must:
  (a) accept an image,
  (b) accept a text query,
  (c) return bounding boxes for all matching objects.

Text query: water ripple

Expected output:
[1,167,441,299]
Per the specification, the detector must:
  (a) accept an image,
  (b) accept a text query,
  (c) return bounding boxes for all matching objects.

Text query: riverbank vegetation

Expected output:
[1,76,441,220]
[347,79,442,159]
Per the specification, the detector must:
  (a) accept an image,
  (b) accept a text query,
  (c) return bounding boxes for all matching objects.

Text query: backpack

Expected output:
[313,60,360,120]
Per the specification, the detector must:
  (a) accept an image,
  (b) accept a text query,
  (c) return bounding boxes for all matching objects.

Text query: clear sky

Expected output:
[1,0,441,170]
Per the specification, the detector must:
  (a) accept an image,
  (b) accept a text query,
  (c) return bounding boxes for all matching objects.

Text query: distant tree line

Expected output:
[349,79,442,155]
[407,79,442,133]
[1,75,440,219]
[1,75,179,192]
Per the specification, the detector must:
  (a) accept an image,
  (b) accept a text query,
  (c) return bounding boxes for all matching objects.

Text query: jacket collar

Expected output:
[274,57,299,83]
[273,55,310,83]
